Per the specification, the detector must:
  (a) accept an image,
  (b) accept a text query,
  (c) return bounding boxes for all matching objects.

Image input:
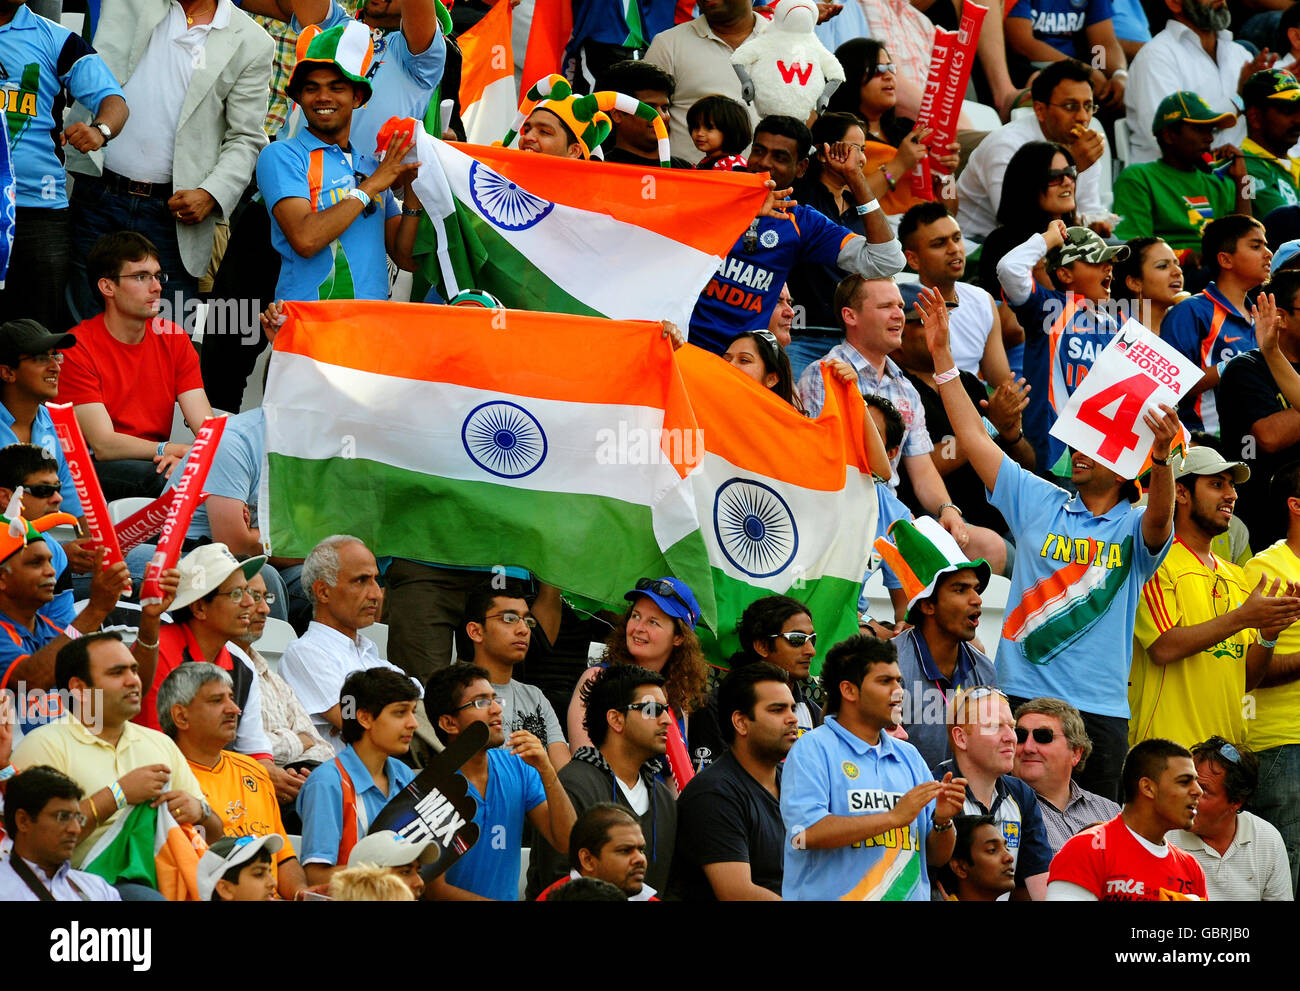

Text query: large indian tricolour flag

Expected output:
[675,348,880,671]
[259,301,714,619]
[399,121,769,326]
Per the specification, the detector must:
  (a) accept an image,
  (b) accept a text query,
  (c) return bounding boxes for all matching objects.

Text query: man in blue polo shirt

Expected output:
[424,663,575,901]
[1160,215,1269,436]
[920,283,1178,804]
[0,1,126,331]
[256,21,423,302]
[688,114,905,356]
[780,634,968,900]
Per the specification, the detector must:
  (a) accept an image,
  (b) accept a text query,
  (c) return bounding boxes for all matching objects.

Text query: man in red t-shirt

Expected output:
[59,232,214,501]
[1047,738,1208,900]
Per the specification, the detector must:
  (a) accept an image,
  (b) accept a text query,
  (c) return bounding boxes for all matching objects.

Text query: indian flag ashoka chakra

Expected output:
[469,162,556,231]
[461,400,548,478]
[713,478,799,578]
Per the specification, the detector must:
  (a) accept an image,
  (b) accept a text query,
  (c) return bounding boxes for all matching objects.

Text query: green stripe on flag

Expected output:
[267,454,709,614]
[883,851,923,901]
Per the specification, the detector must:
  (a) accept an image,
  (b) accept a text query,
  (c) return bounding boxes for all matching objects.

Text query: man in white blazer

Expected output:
[64,0,274,332]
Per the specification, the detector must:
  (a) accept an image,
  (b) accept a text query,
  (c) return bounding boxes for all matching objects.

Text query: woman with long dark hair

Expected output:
[977,141,1079,376]
[1112,236,1187,335]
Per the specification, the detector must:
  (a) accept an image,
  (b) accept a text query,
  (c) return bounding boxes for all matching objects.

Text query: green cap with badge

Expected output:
[1243,68,1300,108]
[1152,91,1238,135]
[1047,226,1130,270]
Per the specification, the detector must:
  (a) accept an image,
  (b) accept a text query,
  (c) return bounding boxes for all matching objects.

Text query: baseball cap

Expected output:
[897,281,959,322]
[0,318,76,367]
[347,829,440,868]
[197,834,284,901]
[1272,238,1300,275]
[1047,226,1131,269]
[1243,68,1300,108]
[1152,91,1237,135]
[169,543,267,612]
[624,576,700,628]
[1174,446,1250,484]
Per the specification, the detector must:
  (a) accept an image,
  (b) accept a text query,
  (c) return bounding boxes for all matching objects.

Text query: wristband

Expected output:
[1110,69,1127,81]
[855,199,880,216]
[879,165,897,191]
[401,207,422,217]
[932,818,954,832]
[111,780,127,810]
[1259,635,1279,649]
[996,428,1024,447]
[346,187,372,209]
[135,635,159,650]
[1150,455,1168,466]
[933,366,961,386]
[0,762,15,783]
[156,441,167,458]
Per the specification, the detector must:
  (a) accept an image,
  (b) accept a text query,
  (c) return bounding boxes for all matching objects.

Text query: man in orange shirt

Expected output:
[159,660,306,900]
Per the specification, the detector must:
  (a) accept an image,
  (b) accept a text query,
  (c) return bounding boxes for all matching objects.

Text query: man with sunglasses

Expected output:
[1012,697,1119,853]
[0,766,121,901]
[460,581,568,772]
[426,662,576,900]
[528,664,674,899]
[1167,736,1293,899]
[1131,446,1300,748]
[937,686,1053,899]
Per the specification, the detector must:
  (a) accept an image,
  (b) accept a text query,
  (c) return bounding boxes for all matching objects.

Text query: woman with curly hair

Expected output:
[566,577,708,758]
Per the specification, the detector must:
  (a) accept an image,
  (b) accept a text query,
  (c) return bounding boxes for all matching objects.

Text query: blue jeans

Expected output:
[1247,743,1300,895]
[784,333,840,381]
[68,174,200,330]
[0,207,70,331]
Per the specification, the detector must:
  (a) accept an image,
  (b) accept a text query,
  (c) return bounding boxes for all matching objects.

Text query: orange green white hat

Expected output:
[0,487,79,565]
[873,516,990,615]
[287,22,376,106]
[502,75,670,166]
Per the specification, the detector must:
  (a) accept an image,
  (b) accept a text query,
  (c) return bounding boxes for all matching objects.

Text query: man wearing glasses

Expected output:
[1130,446,1300,749]
[528,664,674,899]
[957,59,1112,241]
[0,765,121,901]
[59,231,215,501]
[1012,696,1119,854]
[425,662,576,900]
[459,581,568,772]
[135,543,276,769]
[936,686,1053,899]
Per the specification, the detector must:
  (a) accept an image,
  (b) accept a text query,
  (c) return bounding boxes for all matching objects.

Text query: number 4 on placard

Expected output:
[1075,373,1160,462]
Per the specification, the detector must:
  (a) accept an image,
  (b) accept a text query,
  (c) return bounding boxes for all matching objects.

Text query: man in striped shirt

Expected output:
[1012,696,1119,853]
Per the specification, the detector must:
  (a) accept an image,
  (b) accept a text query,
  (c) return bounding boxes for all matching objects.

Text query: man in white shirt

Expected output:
[0,766,121,901]
[957,58,1112,240]
[1167,736,1293,900]
[1125,0,1255,165]
[279,535,411,752]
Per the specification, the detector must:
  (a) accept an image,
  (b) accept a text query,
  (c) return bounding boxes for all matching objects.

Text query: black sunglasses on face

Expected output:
[1015,726,1056,745]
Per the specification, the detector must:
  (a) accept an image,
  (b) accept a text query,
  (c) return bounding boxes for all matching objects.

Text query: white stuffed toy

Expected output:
[732,0,844,121]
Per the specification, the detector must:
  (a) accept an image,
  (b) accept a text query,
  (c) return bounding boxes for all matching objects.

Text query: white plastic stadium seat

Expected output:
[961,100,1001,134]
[108,497,154,524]
[1113,121,1132,178]
[360,621,389,659]
[253,617,297,673]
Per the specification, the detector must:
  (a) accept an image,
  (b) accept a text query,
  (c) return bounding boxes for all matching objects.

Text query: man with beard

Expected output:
[536,804,656,900]
[672,664,799,900]
[1126,0,1256,165]
[1241,70,1300,220]
[1130,447,1300,748]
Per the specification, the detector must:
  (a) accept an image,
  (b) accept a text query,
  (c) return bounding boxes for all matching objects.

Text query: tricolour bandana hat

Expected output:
[873,516,990,614]
[502,74,670,166]
[287,22,376,106]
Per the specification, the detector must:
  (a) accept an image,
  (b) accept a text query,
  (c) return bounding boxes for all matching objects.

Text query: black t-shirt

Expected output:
[787,176,866,330]
[896,368,1010,535]
[1219,348,1300,548]
[669,750,785,901]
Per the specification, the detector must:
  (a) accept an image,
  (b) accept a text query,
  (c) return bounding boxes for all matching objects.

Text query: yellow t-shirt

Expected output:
[188,750,297,882]
[1130,539,1256,747]
[1244,541,1300,751]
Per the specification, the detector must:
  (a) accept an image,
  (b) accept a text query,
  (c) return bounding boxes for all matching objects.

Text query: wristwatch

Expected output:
[92,121,113,144]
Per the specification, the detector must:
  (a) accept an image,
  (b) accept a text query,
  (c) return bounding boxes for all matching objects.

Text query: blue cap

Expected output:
[624,577,700,628]
[1272,238,1300,276]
